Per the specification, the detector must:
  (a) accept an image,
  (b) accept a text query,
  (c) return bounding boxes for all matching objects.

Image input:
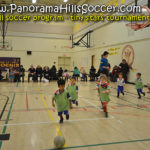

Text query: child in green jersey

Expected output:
[97,75,110,118]
[67,76,79,106]
[135,73,145,99]
[52,79,72,123]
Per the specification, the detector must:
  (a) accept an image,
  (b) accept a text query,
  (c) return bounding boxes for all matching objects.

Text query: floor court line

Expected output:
[36,86,68,148]
[0,82,18,149]
[0,117,114,127]
[46,138,150,150]
[26,91,29,111]
[79,95,115,119]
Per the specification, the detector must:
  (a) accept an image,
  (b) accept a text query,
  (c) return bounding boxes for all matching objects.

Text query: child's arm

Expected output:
[52,98,55,107]
[102,86,111,94]
[69,100,72,109]
[67,93,73,109]
[76,85,79,98]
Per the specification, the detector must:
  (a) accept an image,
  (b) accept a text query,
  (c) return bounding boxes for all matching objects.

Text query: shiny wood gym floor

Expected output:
[0,81,150,150]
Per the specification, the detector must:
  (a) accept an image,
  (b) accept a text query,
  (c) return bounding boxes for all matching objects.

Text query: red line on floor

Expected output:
[26,91,29,111]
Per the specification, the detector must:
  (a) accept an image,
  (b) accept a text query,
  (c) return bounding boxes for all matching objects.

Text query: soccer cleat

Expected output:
[138,96,141,99]
[122,92,125,96]
[105,112,108,118]
[143,92,145,96]
[66,114,69,120]
[76,101,78,106]
[59,118,64,124]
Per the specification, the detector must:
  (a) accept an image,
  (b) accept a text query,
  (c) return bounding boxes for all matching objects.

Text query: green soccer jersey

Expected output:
[98,84,110,102]
[67,84,78,100]
[53,90,71,112]
[135,78,144,89]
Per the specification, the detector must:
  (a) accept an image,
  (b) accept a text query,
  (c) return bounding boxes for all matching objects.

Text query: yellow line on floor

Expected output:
[36,86,68,148]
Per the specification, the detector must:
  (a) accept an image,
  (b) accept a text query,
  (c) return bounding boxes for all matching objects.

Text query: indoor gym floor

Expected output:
[0,81,150,150]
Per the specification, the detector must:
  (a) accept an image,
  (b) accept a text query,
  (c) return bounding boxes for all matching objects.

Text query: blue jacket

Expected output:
[100,57,109,71]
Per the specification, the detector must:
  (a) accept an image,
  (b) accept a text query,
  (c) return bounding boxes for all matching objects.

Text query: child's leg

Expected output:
[58,112,63,123]
[64,110,69,120]
[140,89,145,96]
[117,86,120,98]
[102,101,108,117]
[102,101,107,112]
[137,89,141,99]
[121,86,124,95]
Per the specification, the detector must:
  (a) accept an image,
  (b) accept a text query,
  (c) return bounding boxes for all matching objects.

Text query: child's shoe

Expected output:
[59,118,64,124]
[105,112,108,118]
[66,114,69,120]
[76,101,78,106]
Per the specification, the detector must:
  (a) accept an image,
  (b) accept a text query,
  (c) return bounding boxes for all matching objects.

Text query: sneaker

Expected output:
[122,92,124,96]
[143,92,145,96]
[105,112,108,118]
[59,118,64,124]
[76,101,78,106]
[66,114,69,120]
[138,96,141,99]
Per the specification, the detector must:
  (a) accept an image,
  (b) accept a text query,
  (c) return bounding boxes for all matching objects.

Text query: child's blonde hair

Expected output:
[100,75,110,83]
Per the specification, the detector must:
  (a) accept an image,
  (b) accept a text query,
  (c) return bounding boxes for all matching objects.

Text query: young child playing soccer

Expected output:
[67,76,79,106]
[117,73,125,98]
[135,73,145,99]
[97,75,111,118]
[52,79,72,123]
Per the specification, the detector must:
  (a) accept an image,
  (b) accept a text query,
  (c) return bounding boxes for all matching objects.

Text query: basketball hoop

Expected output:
[126,6,150,30]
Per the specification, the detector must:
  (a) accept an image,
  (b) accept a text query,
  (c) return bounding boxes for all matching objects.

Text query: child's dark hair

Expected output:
[101,51,109,57]
[57,79,66,86]
[71,76,76,80]
[119,73,123,76]
[137,73,141,76]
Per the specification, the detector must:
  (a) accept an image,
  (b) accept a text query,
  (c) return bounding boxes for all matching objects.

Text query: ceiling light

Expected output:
[32,0,37,4]
[64,0,68,3]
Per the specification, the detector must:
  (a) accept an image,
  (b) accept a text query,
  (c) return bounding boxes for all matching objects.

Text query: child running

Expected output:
[97,75,111,118]
[135,73,145,99]
[67,76,79,106]
[117,73,125,98]
[52,79,72,123]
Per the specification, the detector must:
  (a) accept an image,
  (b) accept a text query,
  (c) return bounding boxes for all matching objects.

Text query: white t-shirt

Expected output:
[117,78,125,86]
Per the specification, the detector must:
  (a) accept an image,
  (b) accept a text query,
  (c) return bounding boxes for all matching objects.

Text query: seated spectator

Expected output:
[80,67,87,82]
[89,66,96,81]
[19,65,25,82]
[73,67,79,81]
[50,65,57,80]
[14,68,20,82]
[36,65,43,82]
[58,67,63,78]
[0,69,4,80]
[119,59,129,82]
[110,65,121,82]
[63,69,69,81]
[9,67,14,82]
[28,65,36,82]
[43,66,50,81]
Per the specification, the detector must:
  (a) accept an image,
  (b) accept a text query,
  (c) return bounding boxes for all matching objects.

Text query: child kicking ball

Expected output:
[117,73,125,98]
[97,75,111,118]
[52,79,72,123]
[67,76,79,106]
[135,73,145,99]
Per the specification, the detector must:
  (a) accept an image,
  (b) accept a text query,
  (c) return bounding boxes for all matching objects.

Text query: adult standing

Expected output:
[119,59,129,83]
[99,51,110,76]
[73,67,79,81]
